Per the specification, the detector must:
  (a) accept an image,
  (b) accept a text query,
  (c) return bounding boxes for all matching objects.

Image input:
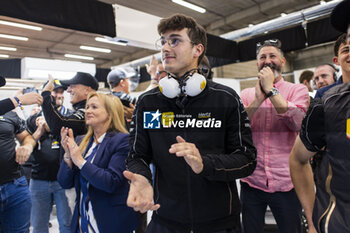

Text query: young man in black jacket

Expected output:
[124,14,257,233]
[290,1,350,232]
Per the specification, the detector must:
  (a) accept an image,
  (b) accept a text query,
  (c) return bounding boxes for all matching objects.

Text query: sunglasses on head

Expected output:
[256,39,282,54]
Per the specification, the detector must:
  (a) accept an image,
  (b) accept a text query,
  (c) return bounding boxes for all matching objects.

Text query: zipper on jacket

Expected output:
[318,164,336,233]
[186,165,194,232]
[155,166,160,214]
[227,183,232,215]
[182,107,194,232]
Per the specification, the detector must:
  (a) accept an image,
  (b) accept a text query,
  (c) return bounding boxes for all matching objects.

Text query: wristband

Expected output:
[14,96,24,110]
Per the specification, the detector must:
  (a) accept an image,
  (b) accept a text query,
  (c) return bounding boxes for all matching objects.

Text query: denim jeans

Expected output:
[240,182,302,233]
[30,179,72,233]
[0,176,31,233]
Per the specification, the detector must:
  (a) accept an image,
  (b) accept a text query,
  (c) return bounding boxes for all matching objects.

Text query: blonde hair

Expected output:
[79,92,128,153]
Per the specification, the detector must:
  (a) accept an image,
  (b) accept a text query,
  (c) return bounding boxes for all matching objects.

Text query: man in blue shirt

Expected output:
[312,64,337,93]
[314,33,348,98]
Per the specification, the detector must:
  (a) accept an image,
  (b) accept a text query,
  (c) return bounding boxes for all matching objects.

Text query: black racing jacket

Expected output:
[300,82,350,232]
[26,111,62,181]
[41,91,87,137]
[0,98,15,115]
[127,81,257,233]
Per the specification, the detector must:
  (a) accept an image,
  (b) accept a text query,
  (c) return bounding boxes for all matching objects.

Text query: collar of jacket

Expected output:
[72,99,86,110]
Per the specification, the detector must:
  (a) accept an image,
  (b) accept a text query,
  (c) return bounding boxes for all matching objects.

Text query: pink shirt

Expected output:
[240,78,309,193]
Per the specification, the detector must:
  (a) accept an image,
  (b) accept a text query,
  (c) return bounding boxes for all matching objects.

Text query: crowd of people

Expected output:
[0,0,349,232]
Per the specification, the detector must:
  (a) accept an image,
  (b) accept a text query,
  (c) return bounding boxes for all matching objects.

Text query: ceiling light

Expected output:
[0,54,9,58]
[64,54,94,61]
[0,46,17,51]
[280,13,287,17]
[80,45,111,53]
[0,33,28,41]
[248,24,254,27]
[95,37,128,46]
[172,0,206,13]
[320,1,326,5]
[0,20,42,31]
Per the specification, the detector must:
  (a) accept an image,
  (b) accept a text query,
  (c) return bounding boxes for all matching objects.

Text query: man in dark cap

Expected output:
[290,1,350,232]
[41,72,98,136]
[0,75,43,115]
[107,67,137,107]
[107,68,137,123]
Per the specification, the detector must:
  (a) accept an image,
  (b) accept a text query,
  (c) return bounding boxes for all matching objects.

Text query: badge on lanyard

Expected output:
[51,140,60,149]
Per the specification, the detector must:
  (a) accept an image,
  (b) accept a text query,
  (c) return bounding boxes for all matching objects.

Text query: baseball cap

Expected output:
[107,68,128,87]
[43,79,67,91]
[0,75,5,87]
[330,0,350,33]
[61,72,99,90]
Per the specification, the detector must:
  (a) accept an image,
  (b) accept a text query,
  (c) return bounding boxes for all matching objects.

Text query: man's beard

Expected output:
[260,63,281,79]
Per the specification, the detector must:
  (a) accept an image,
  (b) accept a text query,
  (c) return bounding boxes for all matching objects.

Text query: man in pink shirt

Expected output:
[240,39,309,233]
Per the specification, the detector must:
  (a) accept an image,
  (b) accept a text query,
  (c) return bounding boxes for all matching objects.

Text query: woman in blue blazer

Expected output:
[57,92,139,233]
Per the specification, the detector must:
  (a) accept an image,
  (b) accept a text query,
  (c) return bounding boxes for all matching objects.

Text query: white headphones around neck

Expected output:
[158,70,207,98]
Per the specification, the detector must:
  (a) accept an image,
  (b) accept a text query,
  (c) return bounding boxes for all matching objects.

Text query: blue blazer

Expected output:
[57,131,139,233]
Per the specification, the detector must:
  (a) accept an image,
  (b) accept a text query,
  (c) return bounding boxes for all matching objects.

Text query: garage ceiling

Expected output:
[0,0,329,68]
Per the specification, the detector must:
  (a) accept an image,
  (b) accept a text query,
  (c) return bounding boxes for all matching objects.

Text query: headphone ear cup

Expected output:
[159,76,181,98]
[310,79,317,90]
[183,73,207,96]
